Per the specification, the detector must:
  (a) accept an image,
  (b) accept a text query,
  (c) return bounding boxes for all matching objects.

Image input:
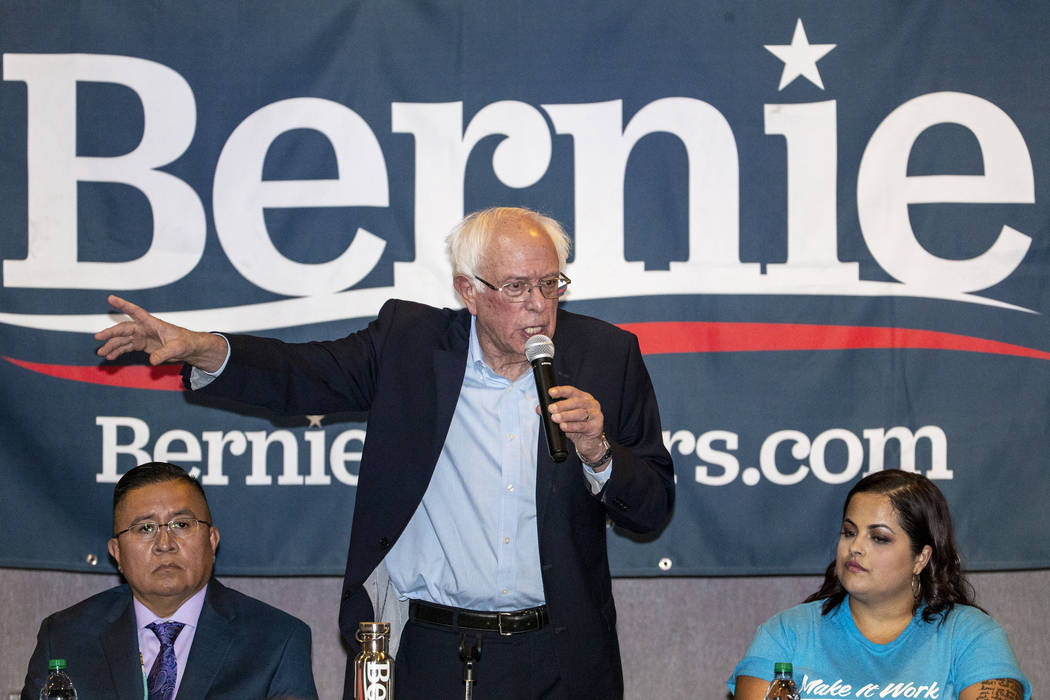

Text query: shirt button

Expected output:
[508,433,515,441]
[506,484,514,491]
[504,537,511,544]
[501,588,509,595]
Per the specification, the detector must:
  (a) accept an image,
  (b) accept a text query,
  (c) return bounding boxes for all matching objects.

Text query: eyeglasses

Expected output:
[474,274,571,302]
[114,518,211,541]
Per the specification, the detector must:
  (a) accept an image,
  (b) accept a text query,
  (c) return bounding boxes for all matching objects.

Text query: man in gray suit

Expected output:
[22,461,318,700]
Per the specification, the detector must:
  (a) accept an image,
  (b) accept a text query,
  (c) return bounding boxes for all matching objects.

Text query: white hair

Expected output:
[445,207,572,289]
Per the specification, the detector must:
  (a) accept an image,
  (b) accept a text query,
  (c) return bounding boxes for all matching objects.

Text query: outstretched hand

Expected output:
[94,295,228,372]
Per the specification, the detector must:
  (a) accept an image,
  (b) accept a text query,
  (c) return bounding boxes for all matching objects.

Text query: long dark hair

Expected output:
[803,469,980,623]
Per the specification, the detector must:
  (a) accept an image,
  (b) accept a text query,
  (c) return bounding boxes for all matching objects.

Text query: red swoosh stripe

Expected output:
[4,323,1049,391]
[2,357,185,391]
[618,322,1050,361]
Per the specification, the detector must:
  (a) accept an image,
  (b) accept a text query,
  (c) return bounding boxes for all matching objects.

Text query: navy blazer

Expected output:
[22,579,317,700]
[194,300,675,698]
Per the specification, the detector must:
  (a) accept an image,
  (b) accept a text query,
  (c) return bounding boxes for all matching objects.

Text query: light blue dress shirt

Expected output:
[385,317,613,612]
[385,317,546,611]
[192,322,612,612]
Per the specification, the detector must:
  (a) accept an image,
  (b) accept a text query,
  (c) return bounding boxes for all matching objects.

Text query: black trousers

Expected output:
[394,617,565,700]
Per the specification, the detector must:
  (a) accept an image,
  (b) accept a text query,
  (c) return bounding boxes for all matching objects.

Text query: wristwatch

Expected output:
[577,432,612,468]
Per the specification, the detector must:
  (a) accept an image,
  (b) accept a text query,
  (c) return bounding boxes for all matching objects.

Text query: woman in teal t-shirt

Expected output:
[730,470,1031,700]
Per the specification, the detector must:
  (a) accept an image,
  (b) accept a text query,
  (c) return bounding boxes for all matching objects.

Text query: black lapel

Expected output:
[535,312,577,529]
[431,312,471,460]
[174,582,233,700]
[99,593,148,700]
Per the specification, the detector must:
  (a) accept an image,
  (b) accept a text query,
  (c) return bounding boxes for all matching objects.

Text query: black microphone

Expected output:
[525,334,568,463]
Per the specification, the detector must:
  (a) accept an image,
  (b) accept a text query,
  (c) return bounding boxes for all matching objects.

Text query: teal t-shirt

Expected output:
[729,597,1031,699]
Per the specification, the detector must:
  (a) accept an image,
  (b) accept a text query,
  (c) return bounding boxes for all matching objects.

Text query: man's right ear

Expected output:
[453,275,478,314]
[107,537,121,571]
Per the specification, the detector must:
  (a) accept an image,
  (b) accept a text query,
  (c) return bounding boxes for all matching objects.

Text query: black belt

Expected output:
[409,599,549,636]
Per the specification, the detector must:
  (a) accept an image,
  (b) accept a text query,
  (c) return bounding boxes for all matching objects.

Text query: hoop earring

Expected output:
[911,573,922,601]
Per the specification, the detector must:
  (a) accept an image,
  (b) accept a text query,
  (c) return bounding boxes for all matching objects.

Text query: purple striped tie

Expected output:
[146,621,185,700]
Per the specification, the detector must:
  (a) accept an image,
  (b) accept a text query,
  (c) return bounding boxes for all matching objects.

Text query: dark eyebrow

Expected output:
[841,517,895,533]
[127,508,197,524]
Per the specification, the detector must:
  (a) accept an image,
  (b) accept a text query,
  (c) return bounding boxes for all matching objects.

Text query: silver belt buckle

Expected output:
[497,611,512,636]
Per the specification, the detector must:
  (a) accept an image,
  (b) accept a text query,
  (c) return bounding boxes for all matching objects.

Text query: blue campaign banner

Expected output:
[1,1,1049,576]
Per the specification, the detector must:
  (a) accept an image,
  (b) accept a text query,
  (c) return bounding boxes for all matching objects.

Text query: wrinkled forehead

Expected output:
[480,222,559,277]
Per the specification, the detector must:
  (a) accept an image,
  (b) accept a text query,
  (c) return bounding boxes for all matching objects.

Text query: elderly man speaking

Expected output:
[95,206,675,699]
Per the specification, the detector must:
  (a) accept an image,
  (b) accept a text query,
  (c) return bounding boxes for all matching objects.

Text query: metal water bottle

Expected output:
[354,621,394,700]
[763,662,801,700]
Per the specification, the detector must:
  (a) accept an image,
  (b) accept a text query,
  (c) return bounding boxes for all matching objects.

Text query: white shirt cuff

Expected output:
[188,333,230,390]
[582,459,613,495]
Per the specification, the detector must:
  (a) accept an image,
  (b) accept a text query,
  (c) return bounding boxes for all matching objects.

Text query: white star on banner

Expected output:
[306,415,324,427]
[764,18,836,90]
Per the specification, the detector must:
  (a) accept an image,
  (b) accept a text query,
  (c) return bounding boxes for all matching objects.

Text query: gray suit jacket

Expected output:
[22,579,317,699]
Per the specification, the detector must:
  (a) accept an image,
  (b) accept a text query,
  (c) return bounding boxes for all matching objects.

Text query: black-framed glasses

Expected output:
[474,273,571,302]
[114,518,211,541]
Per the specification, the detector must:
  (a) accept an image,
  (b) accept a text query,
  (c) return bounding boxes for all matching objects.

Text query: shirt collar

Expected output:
[133,583,208,630]
[467,316,534,389]
[467,315,484,369]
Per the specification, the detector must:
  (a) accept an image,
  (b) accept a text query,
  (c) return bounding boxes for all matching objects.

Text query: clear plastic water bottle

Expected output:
[763,662,800,700]
[40,658,78,700]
